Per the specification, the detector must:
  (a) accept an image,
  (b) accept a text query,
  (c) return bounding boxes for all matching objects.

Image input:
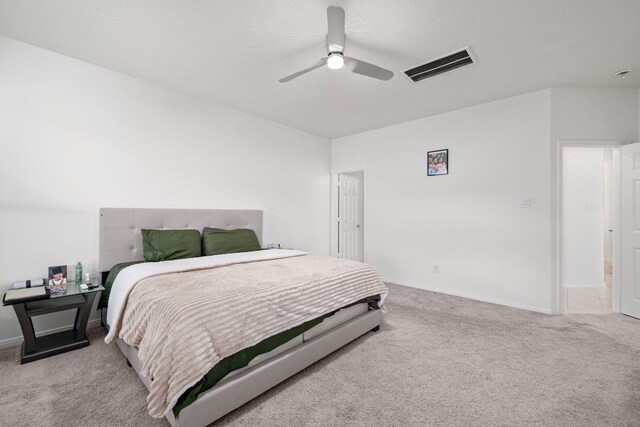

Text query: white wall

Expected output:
[332,88,639,314]
[332,90,553,313]
[551,88,639,142]
[0,36,330,346]
[549,88,639,311]
[561,147,605,287]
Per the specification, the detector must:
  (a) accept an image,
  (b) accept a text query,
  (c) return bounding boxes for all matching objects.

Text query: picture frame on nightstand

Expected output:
[47,265,67,292]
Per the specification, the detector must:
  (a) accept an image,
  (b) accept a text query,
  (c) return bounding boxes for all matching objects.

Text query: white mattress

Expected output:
[219,302,369,383]
[219,335,304,383]
[303,303,369,341]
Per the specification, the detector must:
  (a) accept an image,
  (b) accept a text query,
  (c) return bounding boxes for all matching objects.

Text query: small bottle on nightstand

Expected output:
[75,262,83,284]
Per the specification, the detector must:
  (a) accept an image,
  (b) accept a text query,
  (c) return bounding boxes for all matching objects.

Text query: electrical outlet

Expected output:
[433,265,440,273]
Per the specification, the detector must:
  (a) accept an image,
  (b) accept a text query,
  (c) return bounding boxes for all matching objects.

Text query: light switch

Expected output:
[521,198,535,208]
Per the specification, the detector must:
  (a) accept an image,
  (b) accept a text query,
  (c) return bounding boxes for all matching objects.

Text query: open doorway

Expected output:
[561,146,615,314]
[335,170,364,262]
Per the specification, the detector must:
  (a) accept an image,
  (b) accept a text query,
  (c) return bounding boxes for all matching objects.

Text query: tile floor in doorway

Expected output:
[562,271,612,314]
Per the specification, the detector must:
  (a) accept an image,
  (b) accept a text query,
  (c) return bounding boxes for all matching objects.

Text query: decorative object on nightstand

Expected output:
[3,280,105,364]
[4,286,48,303]
[267,243,288,249]
[47,265,68,293]
[75,261,83,284]
[12,278,46,289]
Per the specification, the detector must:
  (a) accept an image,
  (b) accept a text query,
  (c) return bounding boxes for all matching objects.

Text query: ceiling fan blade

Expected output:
[279,58,328,83]
[344,56,394,81]
[326,6,345,52]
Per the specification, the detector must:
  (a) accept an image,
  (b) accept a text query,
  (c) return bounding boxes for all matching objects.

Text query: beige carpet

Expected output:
[1,283,639,426]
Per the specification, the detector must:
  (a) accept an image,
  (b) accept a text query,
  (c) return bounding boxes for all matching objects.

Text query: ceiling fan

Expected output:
[279,6,394,83]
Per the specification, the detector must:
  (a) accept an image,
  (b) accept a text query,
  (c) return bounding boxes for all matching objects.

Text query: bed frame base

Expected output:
[119,308,381,427]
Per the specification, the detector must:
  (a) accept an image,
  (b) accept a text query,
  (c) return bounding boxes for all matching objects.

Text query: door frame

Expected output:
[554,140,622,314]
[331,168,366,261]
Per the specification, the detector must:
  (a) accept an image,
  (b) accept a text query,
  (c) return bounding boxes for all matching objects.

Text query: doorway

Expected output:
[561,146,616,314]
[335,171,364,262]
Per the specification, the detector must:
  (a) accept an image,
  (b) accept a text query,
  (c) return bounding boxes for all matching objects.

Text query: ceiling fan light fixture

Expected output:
[327,52,344,70]
[278,6,393,82]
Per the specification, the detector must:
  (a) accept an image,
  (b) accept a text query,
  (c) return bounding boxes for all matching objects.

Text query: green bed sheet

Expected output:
[98,261,144,309]
[174,310,335,416]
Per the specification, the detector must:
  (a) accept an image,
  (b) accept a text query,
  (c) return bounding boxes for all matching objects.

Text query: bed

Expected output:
[99,208,387,427]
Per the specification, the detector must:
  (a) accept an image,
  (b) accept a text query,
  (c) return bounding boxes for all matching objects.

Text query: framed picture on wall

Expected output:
[427,149,448,176]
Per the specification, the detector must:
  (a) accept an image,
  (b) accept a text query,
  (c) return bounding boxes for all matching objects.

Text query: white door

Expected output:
[620,142,640,318]
[338,173,364,261]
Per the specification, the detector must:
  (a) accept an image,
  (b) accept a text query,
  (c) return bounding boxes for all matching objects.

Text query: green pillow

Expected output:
[202,228,261,256]
[142,229,202,262]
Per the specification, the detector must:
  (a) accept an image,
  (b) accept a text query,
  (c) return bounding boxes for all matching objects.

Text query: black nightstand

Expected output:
[3,283,105,364]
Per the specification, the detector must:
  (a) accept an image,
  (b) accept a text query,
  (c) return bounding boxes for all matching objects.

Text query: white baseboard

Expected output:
[0,318,102,349]
[562,282,606,288]
[382,277,554,315]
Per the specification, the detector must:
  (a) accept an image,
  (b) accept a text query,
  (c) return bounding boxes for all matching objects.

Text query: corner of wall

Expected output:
[637,88,640,142]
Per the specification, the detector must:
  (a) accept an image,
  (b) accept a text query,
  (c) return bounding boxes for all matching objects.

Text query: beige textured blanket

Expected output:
[114,254,388,417]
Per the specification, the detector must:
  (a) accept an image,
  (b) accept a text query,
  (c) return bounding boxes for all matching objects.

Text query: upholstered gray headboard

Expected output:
[99,208,263,272]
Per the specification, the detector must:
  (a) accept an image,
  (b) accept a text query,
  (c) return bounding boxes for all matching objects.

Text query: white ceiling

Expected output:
[1,0,639,138]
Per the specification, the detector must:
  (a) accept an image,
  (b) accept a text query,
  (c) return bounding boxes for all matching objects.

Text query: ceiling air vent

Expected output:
[404,47,475,83]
